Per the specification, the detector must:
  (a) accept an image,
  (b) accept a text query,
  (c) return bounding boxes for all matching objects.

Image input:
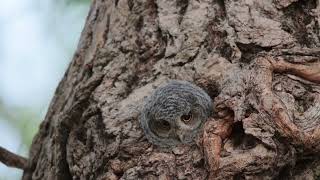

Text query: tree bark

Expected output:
[23,0,320,179]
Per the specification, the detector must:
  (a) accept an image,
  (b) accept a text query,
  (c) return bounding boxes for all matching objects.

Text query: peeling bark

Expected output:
[23,0,320,179]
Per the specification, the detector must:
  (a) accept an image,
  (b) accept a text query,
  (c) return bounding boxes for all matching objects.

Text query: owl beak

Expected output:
[178,133,185,142]
[171,130,185,142]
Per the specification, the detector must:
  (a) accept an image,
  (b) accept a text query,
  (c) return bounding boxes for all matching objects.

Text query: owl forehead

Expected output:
[147,81,208,120]
[153,95,191,119]
[157,86,197,102]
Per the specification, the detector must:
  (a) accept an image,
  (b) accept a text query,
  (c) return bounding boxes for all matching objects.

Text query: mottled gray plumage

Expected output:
[140,80,213,147]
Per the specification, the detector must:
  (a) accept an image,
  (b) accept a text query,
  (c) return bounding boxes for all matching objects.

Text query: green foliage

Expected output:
[0,102,40,148]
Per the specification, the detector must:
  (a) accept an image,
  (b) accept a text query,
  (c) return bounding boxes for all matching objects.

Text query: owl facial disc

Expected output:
[140,80,213,147]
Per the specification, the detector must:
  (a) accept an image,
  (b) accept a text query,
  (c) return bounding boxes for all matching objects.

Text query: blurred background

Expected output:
[0,0,90,179]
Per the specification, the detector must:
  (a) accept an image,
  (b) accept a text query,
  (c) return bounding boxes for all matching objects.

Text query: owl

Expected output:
[140,80,213,147]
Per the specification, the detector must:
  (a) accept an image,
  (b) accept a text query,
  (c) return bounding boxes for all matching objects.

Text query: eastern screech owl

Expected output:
[140,80,212,147]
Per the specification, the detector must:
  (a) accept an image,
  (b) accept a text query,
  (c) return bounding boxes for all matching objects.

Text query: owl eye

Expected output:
[159,120,171,131]
[181,112,192,123]
[149,119,171,137]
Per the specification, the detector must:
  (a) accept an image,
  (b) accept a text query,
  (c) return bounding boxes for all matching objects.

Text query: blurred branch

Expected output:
[0,146,28,170]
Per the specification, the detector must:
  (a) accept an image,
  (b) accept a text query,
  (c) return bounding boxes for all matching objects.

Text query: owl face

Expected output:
[140,81,212,147]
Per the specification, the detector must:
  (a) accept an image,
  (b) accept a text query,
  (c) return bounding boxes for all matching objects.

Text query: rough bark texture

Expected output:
[23,0,320,179]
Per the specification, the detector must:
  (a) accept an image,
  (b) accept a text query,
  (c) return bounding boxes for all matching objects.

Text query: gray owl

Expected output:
[140,80,213,147]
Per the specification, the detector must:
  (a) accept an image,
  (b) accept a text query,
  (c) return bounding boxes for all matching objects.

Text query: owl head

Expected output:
[140,80,213,147]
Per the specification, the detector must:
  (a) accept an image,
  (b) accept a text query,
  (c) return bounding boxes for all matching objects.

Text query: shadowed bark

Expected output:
[22,0,320,179]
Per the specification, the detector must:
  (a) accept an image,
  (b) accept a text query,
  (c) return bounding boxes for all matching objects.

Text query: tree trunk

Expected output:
[22,0,320,179]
